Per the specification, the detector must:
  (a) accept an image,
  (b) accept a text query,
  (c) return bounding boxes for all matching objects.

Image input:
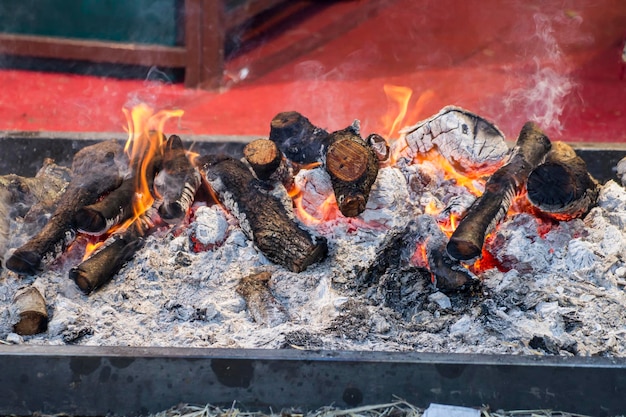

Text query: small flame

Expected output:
[416,150,486,196]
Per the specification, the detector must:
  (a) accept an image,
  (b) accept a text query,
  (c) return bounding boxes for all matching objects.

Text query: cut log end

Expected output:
[326,140,369,182]
[446,237,482,262]
[75,208,107,234]
[526,141,599,219]
[243,139,282,180]
[5,250,42,275]
[12,287,48,335]
[69,268,96,294]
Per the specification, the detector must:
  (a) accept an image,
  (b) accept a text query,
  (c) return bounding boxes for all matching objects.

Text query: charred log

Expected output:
[197,155,327,273]
[527,141,599,220]
[269,111,330,163]
[359,215,477,293]
[447,122,552,261]
[236,271,289,327]
[325,125,379,217]
[12,286,48,335]
[69,208,157,294]
[6,140,126,275]
[155,135,201,224]
[243,138,283,180]
[75,177,136,235]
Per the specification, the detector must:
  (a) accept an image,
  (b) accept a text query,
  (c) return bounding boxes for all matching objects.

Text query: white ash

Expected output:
[400,106,510,174]
[4,139,626,357]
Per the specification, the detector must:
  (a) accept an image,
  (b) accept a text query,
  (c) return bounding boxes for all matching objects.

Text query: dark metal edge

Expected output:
[1,346,625,416]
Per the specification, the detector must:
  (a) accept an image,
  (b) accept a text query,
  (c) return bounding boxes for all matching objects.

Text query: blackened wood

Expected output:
[243,138,283,180]
[359,215,477,293]
[236,271,288,327]
[197,155,328,272]
[5,140,126,275]
[75,177,136,235]
[447,122,552,261]
[527,141,599,220]
[12,286,48,335]
[325,125,379,217]
[69,209,156,294]
[269,111,330,163]
[156,135,201,224]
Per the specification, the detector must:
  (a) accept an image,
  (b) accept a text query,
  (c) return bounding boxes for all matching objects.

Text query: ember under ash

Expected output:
[3,102,625,359]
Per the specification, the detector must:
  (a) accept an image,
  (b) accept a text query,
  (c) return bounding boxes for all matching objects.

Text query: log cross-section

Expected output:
[447,122,552,261]
[526,141,599,220]
[325,126,379,217]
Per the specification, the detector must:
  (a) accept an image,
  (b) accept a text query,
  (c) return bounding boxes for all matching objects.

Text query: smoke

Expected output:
[503,13,577,133]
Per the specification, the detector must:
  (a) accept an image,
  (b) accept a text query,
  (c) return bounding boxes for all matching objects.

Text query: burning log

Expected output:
[69,208,157,294]
[197,155,328,273]
[75,177,136,235]
[11,286,48,335]
[325,124,380,217]
[447,122,552,261]
[155,135,201,224]
[360,215,477,293]
[526,141,600,220]
[5,140,126,275]
[243,138,283,181]
[367,133,390,162]
[269,111,330,164]
[236,271,289,327]
[402,106,509,174]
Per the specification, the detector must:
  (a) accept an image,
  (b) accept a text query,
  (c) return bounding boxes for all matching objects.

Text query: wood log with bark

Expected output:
[526,141,599,220]
[447,122,552,261]
[75,177,136,235]
[155,135,201,224]
[5,140,127,275]
[236,270,288,327]
[196,154,328,273]
[70,207,158,294]
[324,124,380,217]
[11,286,48,335]
[269,111,331,164]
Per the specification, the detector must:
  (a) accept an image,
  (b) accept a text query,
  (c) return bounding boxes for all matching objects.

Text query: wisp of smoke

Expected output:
[504,13,576,133]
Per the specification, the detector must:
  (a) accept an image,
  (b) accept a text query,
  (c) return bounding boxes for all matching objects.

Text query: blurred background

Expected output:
[0,0,624,142]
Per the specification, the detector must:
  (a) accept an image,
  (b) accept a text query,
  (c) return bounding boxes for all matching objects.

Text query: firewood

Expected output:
[243,138,283,180]
[236,271,289,327]
[526,141,600,220]
[197,154,328,273]
[269,111,331,163]
[5,140,126,275]
[12,286,48,335]
[359,215,477,293]
[75,177,136,235]
[447,122,552,261]
[155,135,201,224]
[325,124,379,217]
[69,207,157,294]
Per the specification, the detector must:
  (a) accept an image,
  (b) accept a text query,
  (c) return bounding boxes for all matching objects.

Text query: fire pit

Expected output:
[2,106,626,416]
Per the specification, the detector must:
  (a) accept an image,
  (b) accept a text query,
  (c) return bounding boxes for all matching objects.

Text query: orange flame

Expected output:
[123,103,184,220]
[381,85,435,165]
[82,104,184,261]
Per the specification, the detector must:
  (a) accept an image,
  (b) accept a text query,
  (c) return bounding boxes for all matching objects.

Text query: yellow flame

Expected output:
[122,103,184,220]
